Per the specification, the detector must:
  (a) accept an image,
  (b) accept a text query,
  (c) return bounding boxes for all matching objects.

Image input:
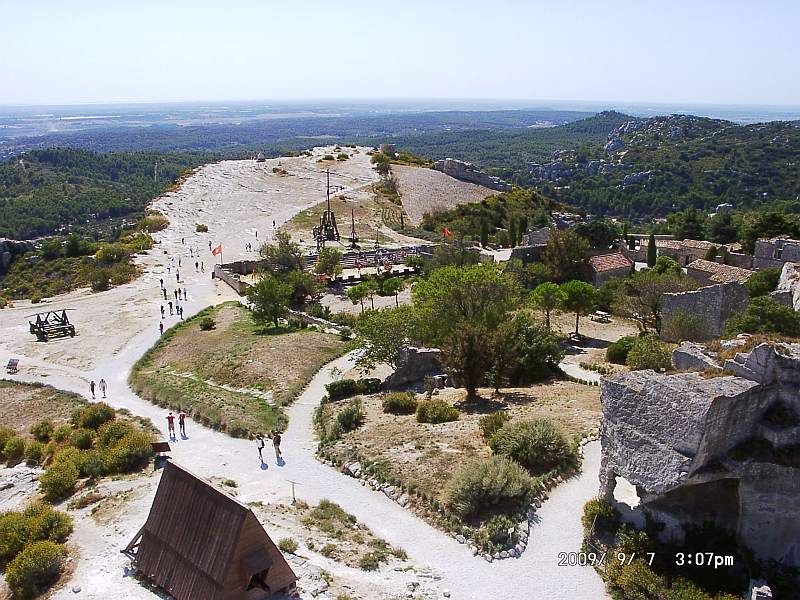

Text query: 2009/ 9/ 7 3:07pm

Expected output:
[558,552,734,569]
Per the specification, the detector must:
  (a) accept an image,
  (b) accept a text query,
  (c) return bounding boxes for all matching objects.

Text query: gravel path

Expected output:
[1,151,608,599]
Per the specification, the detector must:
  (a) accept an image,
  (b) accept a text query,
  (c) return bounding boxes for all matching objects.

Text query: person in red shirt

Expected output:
[166,412,176,438]
[178,410,187,437]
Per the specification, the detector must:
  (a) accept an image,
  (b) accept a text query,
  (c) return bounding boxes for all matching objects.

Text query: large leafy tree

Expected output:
[572,219,621,249]
[615,270,696,332]
[259,231,305,274]
[315,247,343,280]
[382,277,405,307]
[247,275,292,328]
[354,306,417,370]
[726,296,800,337]
[542,230,589,283]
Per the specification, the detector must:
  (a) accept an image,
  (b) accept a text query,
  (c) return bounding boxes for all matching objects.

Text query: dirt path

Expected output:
[0,150,608,599]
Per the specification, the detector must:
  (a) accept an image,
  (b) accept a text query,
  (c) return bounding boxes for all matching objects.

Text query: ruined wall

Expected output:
[432,158,512,192]
[661,282,750,341]
[384,347,443,388]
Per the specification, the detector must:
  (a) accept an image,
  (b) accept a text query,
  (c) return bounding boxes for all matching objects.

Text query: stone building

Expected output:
[661,282,750,341]
[686,259,754,286]
[599,343,800,568]
[588,252,632,286]
[753,237,800,270]
[511,227,550,263]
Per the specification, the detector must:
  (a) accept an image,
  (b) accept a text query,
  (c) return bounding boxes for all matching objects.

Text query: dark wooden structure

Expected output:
[27,309,75,342]
[123,461,296,599]
[312,169,341,251]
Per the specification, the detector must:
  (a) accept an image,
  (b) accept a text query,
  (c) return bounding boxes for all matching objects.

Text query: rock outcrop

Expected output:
[0,238,34,275]
[600,343,800,567]
[432,159,511,192]
[383,346,444,388]
[771,261,800,310]
[671,342,721,372]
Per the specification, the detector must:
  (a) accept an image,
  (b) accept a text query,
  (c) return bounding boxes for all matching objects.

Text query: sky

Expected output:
[1,0,798,106]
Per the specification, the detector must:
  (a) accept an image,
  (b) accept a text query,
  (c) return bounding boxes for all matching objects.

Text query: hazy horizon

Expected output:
[2,0,798,106]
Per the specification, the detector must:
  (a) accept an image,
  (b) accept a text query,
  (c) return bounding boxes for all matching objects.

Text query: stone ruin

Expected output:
[383,346,444,389]
[661,281,750,341]
[0,238,35,276]
[432,158,512,192]
[600,342,800,568]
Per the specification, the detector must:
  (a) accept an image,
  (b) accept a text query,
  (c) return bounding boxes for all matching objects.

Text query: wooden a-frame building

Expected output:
[123,461,297,599]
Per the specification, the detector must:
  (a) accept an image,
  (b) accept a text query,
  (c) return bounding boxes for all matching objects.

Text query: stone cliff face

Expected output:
[432,158,511,192]
[600,343,800,567]
[0,238,35,275]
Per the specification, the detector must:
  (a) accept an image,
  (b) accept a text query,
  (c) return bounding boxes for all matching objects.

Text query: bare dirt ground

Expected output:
[392,165,495,225]
[0,380,84,432]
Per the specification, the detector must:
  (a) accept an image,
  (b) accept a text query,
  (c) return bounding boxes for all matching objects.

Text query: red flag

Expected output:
[443,227,454,238]
[211,243,223,257]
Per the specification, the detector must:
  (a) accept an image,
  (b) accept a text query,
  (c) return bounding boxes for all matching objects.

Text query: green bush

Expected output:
[196,223,209,233]
[746,266,781,298]
[483,514,517,548]
[479,412,510,440]
[381,392,418,415]
[626,335,672,371]
[79,450,107,479]
[606,336,636,364]
[416,399,459,424]
[446,456,534,519]
[24,440,44,465]
[71,428,94,450]
[582,496,620,535]
[0,512,29,562]
[103,431,153,473]
[71,403,115,430]
[336,400,365,433]
[90,268,111,292]
[24,503,73,545]
[661,309,708,342]
[39,460,80,501]
[0,426,15,459]
[278,537,298,554]
[199,316,216,331]
[51,425,72,443]
[96,420,135,449]
[358,552,382,571]
[30,419,54,442]
[5,540,66,600]
[725,295,800,337]
[4,435,26,465]
[325,378,382,400]
[489,419,577,475]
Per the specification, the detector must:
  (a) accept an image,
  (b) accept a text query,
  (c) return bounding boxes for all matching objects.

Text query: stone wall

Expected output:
[772,261,800,310]
[383,346,444,388]
[661,282,750,341]
[753,238,800,270]
[432,158,511,192]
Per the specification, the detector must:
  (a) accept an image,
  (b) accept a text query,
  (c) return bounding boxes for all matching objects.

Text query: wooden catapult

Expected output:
[27,309,76,342]
[313,169,342,251]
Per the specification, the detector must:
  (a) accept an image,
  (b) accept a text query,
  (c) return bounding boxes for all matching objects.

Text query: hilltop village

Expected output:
[1,140,799,600]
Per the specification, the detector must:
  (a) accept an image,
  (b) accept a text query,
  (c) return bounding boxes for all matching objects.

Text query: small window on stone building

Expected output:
[773,247,783,260]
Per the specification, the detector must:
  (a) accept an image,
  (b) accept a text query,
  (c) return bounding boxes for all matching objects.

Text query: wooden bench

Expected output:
[590,311,611,323]
[6,358,19,374]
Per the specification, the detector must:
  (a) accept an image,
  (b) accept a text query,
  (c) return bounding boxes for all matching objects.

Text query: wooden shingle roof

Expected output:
[126,461,295,599]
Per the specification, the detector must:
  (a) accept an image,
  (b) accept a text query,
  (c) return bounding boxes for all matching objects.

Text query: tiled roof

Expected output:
[590,252,632,273]
[686,259,754,284]
[655,240,683,250]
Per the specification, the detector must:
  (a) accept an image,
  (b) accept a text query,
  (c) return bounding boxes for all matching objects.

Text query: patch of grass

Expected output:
[278,538,298,554]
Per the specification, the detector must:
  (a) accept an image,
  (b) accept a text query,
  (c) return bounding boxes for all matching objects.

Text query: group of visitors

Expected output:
[255,432,282,463]
[89,378,108,399]
[166,410,188,439]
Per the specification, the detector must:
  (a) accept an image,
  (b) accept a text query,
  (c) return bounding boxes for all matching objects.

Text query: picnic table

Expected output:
[590,311,611,323]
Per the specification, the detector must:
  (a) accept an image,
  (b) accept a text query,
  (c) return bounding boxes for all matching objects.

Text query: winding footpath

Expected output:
[1,155,609,599]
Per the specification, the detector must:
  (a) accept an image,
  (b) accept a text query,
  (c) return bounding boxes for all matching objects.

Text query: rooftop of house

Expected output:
[686,258,754,284]
[589,251,632,273]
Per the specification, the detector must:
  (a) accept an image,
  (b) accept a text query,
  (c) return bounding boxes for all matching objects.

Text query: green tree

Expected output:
[726,296,800,337]
[746,267,781,298]
[480,221,489,247]
[616,270,695,332]
[646,233,657,267]
[259,231,305,274]
[651,256,681,276]
[559,280,596,336]
[626,335,672,371]
[382,277,405,307]
[509,220,517,248]
[442,322,491,396]
[572,219,621,249]
[283,270,319,307]
[542,229,589,282]
[347,282,369,312]
[247,275,292,328]
[707,211,738,244]
[315,247,342,280]
[354,305,417,370]
[364,278,379,309]
[530,282,565,332]
[669,207,707,240]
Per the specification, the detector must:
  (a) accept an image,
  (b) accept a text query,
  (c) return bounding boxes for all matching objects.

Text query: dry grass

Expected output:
[320,382,600,508]
[0,381,85,433]
[130,302,345,437]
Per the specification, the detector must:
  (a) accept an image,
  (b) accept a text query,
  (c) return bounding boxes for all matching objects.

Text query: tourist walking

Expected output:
[168,301,173,315]
[89,380,96,399]
[159,321,164,335]
[159,277,164,289]
[176,271,180,283]
[99,378,107,398]
[255,434,265,462]
[201,261,204,272]
[178,410,187,436]
[195,261,199,272]
[166,411,176,438]
[272,432,282,461]
[183,287,187,300]
[163,288,167,300]
[160,305,165,318]
[178,258,182,268]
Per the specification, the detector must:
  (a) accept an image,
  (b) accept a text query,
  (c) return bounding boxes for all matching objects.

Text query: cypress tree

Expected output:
[509,220,517,247]
[647,232,657,267]
[480,221,489,247]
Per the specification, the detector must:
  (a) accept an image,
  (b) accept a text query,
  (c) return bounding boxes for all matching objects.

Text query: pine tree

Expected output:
[647,232,657,267]
[480,221,489,247]
[509,220,517,248]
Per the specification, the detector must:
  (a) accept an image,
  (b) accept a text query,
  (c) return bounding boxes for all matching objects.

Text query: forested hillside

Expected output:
[0,148,209,239]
